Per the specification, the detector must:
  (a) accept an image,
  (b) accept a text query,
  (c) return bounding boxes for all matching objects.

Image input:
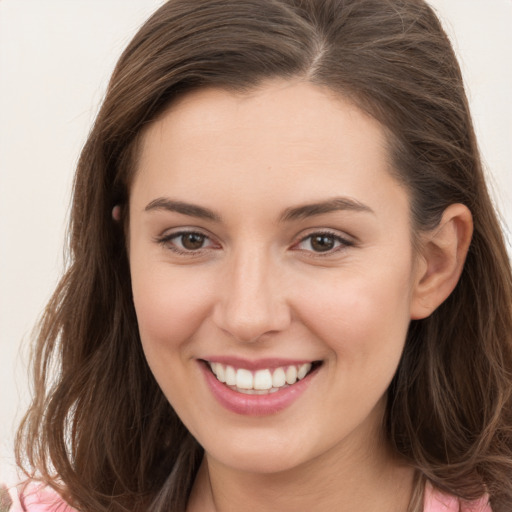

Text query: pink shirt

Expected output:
[5,481,492,511]
[6,484,76,512]
[424,482,492,512]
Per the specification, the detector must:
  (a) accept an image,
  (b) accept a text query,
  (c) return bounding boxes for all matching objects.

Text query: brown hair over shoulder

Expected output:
[16,1,512,511]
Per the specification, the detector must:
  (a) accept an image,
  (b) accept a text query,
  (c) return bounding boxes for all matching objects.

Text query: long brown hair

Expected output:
[16,1,512,511]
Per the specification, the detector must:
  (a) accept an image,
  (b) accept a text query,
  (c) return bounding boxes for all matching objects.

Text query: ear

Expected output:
[410,203,473,320]
[112,205,122,221]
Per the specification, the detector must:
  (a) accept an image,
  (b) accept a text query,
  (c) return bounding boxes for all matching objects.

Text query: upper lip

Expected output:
[200,356,319,371]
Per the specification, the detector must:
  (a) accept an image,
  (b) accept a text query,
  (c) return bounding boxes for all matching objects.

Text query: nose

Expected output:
[212,248,291,343]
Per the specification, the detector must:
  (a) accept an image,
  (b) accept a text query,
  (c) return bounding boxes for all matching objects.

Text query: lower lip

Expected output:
[200,362,318,416]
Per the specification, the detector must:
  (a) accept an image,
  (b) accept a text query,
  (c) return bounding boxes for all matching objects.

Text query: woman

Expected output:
[9,0,512,510]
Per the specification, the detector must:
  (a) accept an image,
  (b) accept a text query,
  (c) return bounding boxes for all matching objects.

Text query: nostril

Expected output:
[212,271,291,343]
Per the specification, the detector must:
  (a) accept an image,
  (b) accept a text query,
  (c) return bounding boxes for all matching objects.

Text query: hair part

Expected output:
[16,1,512,511]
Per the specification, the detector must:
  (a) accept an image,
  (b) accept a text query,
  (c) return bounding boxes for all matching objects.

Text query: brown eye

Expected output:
[294,231,353,254]
[310,235,335,252]
[180,233,206,250]
[157,231,216,254]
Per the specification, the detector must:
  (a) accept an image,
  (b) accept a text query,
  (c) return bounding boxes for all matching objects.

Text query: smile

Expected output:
[200,358,322,415]
[207,361,314,394]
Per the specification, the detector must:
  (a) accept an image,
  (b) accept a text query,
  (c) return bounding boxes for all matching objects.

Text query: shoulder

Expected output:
[2,482,77,512]
[424,481,492,512]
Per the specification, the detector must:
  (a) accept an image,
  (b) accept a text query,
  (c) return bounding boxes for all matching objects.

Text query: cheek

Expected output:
[294,265,414,363]
[131,264,215,355]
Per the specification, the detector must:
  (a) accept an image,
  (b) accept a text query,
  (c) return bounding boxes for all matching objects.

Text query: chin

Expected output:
[201,428,317,476]
[211,450,305,475]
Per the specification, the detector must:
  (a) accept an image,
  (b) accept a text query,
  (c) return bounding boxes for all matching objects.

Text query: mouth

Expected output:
[202,360,323,395]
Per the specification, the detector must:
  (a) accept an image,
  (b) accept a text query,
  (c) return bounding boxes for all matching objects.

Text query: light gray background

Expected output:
[1,0,511,482]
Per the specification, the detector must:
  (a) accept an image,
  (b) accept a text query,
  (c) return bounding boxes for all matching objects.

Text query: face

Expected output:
[128,80,423,475]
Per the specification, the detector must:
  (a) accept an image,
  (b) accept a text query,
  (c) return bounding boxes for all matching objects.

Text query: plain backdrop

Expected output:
[1,0,511,482]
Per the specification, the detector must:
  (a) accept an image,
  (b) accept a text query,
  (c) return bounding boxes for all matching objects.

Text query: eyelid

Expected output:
[154,227,354,256]
[291,228,355,255]
[155,227,221,255]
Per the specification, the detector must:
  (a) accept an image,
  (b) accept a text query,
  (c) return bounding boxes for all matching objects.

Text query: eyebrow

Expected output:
[144,196,373,223]
[279,197,374,222]
[144,198,222,222]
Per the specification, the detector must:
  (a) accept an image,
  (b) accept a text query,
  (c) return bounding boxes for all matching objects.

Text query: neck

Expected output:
[187,417,415,512]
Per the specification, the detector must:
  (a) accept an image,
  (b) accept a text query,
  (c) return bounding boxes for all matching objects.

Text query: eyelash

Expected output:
[292,230,354,256]
[155,229,354,256]
[156,230,217,256]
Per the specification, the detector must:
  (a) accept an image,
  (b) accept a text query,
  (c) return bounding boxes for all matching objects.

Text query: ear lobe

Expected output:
[410,203,473,320]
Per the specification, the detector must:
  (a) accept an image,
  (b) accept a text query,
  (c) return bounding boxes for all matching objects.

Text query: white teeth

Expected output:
[236,368,253,389]
[225,365,237,386]
[254,369,273,390]
[272,367,286,388]
[285,365,298,385]
[209,361,317,393]
[213,363,225,383]
[297,363,312,380]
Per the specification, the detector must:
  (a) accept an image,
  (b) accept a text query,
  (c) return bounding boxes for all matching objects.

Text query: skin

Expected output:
[127,79,472,511]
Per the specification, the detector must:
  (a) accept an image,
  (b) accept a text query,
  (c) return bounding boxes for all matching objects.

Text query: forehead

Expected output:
[131,79,408,221]
[153,80,370,138]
